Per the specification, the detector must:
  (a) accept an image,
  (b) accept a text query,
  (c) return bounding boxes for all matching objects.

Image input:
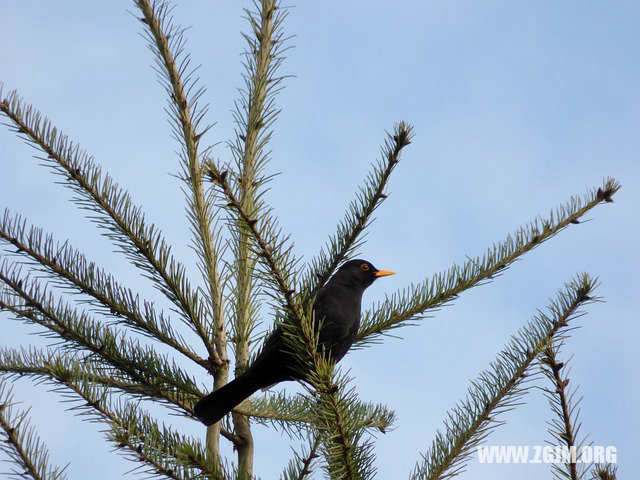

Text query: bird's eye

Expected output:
[360,263,370,271]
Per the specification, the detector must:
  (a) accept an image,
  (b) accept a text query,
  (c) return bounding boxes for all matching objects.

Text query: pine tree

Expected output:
[0,1,620,479]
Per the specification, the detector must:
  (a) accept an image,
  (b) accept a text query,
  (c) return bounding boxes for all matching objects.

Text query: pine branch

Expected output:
[591,464,617,480]
[0,210,207,369]
[207,130,303,477]
[280,433,322,480]
[357,178,619,346]
[109,402,229,480]
[0,380,68,480]
[540,343,587,480]
[410,273,598,480]
[0,86,213,360]
[19,364,228,480]
[0,347,176,408]
[0,347,240,447]
[0,347,146,395]
[310,365,377,480]
[226,0,291,473]
[134,0,227,375]
[0,262,201,412]
[238,391,394,436]
[272,303,377,479]
[301,122,413,299]
[210,120,411,480]
[205,155,301,319]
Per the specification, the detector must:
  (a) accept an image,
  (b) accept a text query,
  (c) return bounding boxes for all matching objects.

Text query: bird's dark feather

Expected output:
[193,259,386,426]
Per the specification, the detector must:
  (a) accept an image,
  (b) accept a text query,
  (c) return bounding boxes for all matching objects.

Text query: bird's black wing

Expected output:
[313,284,360,361]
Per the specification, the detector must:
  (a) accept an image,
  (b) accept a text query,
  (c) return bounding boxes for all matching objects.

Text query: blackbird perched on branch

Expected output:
[193,259,395,426]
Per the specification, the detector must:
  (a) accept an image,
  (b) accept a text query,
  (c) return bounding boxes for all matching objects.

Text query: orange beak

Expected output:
[374,269,396,277]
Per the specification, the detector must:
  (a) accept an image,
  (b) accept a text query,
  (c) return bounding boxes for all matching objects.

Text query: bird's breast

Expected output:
[313,285,362,361]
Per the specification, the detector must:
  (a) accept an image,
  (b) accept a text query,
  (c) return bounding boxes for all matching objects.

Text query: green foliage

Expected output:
[540,341,587,480]
[0,86,209,350]
[135,0,224,362]
[0,261,202,410]
[0,210,205,367]
[411,274,597,480]
[240,391,395,436]
[300,122,414,300]
[357,179,619,347]
[280,433,321,480]
[0,380,68,480]
[592,464,618,480]
[0,0,620,479]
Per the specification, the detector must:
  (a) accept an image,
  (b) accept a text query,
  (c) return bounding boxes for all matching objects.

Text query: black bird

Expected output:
[193,259,394,426]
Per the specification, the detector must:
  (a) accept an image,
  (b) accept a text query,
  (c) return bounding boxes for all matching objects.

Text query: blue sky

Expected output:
[1,1,638,479]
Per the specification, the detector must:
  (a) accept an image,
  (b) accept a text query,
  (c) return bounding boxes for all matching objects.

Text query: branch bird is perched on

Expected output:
[194,259,395,426]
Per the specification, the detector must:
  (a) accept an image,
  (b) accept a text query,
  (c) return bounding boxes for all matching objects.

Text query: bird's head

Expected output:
[332,259,395,289]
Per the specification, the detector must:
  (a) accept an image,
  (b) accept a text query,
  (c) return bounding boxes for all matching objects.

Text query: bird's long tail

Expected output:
[193,371,262,426]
